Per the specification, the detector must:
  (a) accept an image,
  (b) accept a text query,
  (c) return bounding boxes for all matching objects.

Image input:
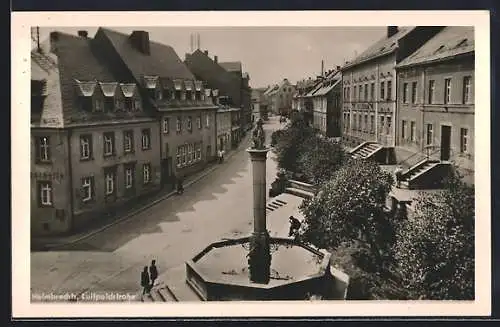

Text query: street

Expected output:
[30,118,283,297]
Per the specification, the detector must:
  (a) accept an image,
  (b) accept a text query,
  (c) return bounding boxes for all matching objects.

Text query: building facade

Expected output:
[341,26,444,163]
[395,26,474,183]
[305,69,342,137]
[31,31,162,236]
[263,79,296,116]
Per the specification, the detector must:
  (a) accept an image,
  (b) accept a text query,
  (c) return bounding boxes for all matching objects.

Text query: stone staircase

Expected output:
[141,281,179,302]
[350,142,383,160]
[400,159,443,189]
[284,180,316,200]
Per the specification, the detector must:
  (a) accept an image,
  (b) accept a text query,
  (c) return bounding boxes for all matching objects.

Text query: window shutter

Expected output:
[46,137,52,160]
[89,135,94,159]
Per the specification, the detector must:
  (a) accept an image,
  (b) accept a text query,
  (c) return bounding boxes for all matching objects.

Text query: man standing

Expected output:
[149,260,158,288]
[394,165,404,188]
[140,266,150,296]
[288,216,301,238]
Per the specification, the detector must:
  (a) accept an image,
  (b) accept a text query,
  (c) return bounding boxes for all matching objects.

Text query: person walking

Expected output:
[176,174,184,194]
[141,266,150,296]
[394,165,404,188]
[149,260,158,289]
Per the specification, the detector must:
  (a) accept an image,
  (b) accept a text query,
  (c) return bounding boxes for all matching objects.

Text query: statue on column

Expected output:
[251,118,266,150]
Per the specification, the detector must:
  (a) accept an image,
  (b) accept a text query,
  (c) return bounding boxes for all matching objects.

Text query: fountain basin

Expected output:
[185,236,332,301]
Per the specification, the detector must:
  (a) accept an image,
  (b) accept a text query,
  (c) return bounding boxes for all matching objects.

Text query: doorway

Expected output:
[440,125,451,161]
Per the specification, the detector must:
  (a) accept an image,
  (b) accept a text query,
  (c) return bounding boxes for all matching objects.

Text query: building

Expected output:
[220,62,253,131]
[303,68,342,137]
[31,30,161,236]
[394,26,474,186]
[263,79,296,116]
[341,26,444,163]
[93,28,219,189]
[251,88,268,122]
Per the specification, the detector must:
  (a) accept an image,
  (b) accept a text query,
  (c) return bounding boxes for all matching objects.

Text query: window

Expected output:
[124,98,134,111]
[163,117,170,134]
[197,115,202,129]
[80,96,93,111]
[195,90,202,100]
[104,98,114,112]
[103,132,115,157]
[143,163,151,184]
[460,128,469,153]
[37,136,51,162]
[410,121,416,142]
[387,80,392,100]
[428,80,435,104]
[411,82,417,104]
[104,169,116,196]
[187,116,192,132]
[426,124,433,145]
[353,86,357,101]
[141,129,151,150]
[401,120,407,140]
[124,165,135,189]
[380,82,385,100]
[196,143,202,160]
[380,116,385,134]
[175,90,182,100]
[386,116,392,135]
[186,90,192,101]
[80,134,92,160]
[188,144,193,163]
[176,147,181,168]
[403,83,408,103]
[358,114,362,132]
[176,117,182,133]
[38,181,53,207]
[444,78,451,104]
[123,130,134,153]
[370,83,375,100]
[364,83,368,101]
[134,99,141,111]
[95,99,103,112]
[206,114,210,128]
[358,85,362,100]
[181,91,186,101]
[364,114,368,132]
[115,99,124,111]
[81,177,93,202]
[157,89,163,100]
[463,76,472,104]
[162,89,171,100]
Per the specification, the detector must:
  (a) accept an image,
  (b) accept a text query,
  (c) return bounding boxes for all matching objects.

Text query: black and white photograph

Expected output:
[12,11,490,317]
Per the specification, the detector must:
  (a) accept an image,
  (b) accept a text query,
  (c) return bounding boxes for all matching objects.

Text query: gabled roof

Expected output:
[219,61,242,73]
[97,27,195,81]
[342,27,415,70]
[304,70,341,97]
[397,26,474,68]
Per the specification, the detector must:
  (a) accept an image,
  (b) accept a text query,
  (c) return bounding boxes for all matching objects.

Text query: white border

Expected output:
[12,10,491,318]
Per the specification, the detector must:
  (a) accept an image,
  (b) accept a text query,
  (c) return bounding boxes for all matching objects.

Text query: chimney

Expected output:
[387,26,398,38]
[77,30,88,38]
[49,31,59,53]
[321,60,324,77]
[204,50,208,55]
[130,31,150,55]
[214,55,218,63]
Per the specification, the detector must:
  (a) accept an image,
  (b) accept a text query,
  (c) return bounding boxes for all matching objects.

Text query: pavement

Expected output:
[30,117,287,300]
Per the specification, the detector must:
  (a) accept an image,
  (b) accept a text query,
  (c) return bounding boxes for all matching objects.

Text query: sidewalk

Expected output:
[32,134,251,251]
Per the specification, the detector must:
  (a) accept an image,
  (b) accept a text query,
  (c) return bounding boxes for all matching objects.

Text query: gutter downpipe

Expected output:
[67,128,74,233]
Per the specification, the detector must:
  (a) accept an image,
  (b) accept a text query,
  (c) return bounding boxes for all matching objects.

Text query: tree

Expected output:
[272,117,315,175]
[393,167,474,300]
[297,137,346,186]
[299,158,395,271]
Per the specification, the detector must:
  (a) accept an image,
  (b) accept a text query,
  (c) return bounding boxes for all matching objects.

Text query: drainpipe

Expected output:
[375,63,380,143]
[392,67,397,148]
[67,128,74,233]
[421,67,426,157]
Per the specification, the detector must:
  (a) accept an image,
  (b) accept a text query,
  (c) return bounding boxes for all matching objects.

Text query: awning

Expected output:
[173,79,183,90]
[204,89,212,97]
[212,89,219,97]
[143,75,159,89]
[195,80,203,91]
[184,80,194,91]
[99,82,118,97]
[75,80,97,97]
[120,83,136,97]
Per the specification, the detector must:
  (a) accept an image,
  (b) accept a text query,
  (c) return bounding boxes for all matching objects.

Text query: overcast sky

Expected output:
[36,26,386,88]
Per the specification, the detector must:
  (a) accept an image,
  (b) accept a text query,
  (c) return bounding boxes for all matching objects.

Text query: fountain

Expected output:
[185,119,332,300]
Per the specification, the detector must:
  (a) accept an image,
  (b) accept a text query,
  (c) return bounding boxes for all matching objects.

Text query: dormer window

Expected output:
[162,89,171,100]
[134,99,141,111]
[94,99,104,112]
[186,90,192,101]
[104,97,115,112]
[115,99,124,112]
[80,96,93,112]
[175,90,182,100]
[195,81,203,101]
[124,98,134,111]
[174,79,183,100]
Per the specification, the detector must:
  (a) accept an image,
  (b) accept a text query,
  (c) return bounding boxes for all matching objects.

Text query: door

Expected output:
[440,125,451,161]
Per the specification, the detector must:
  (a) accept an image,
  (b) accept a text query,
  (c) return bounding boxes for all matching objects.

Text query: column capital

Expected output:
[247,148,269,161]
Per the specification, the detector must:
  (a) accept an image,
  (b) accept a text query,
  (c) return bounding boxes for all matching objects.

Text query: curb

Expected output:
[37,136,250,250]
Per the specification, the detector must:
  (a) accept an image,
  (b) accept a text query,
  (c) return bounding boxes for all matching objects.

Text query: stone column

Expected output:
[247,147,271,284]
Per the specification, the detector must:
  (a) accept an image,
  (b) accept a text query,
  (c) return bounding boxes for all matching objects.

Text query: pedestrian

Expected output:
[288,216,301,238]
[141,266,150,296]
[394,165,404,188]
[176,174,184,194]
[149,259,158,288]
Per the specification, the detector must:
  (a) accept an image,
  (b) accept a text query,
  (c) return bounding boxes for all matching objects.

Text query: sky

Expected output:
[35,26,386,88]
